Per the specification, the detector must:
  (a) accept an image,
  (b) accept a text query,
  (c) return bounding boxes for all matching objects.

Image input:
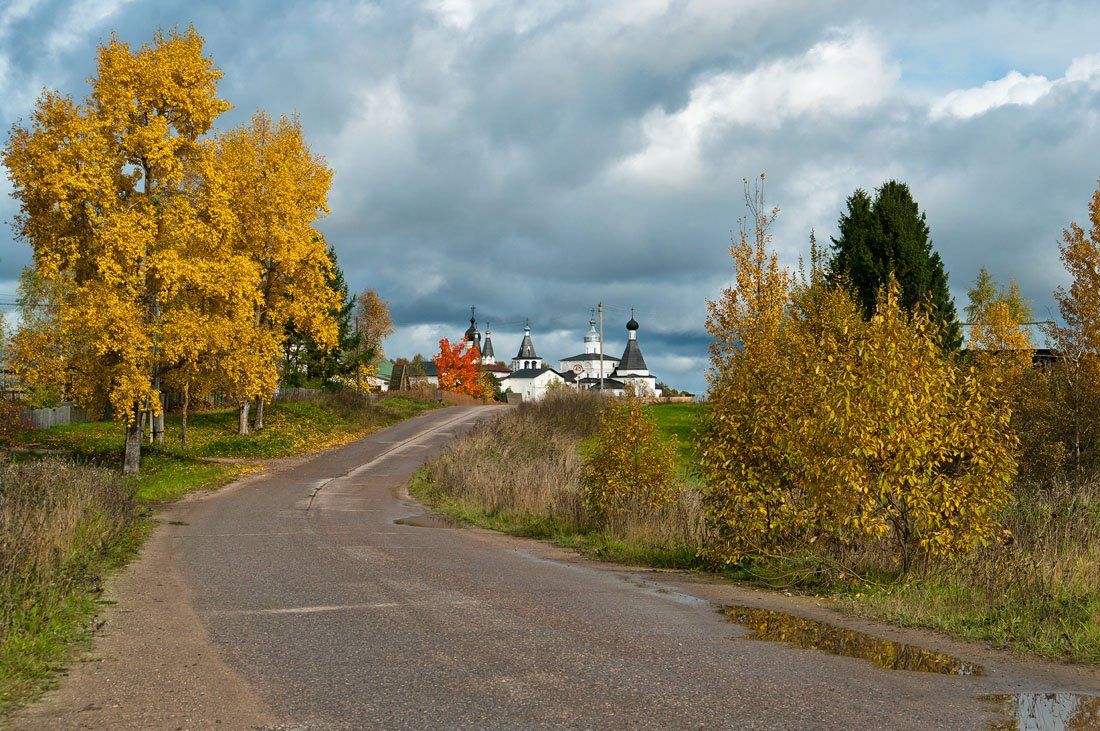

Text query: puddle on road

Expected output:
[393,514,459,529]
[724,604,983,676]
[982,692,1100,730]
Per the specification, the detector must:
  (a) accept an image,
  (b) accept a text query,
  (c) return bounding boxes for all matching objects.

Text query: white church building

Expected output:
[464,309,662,401]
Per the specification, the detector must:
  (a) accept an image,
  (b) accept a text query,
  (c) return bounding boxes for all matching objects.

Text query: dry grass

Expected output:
[0,459,143,712]
[853,478,1100,663]
[422,389,1100,663]
[421,390,706,563]
[424,391,596,527]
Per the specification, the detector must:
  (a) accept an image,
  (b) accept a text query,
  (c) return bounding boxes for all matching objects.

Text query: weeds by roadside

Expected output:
[852,478,1100,664]
[418,390,705,568]
[1,390,440,716]
[0,460,147,715]
[419,393,1100,665]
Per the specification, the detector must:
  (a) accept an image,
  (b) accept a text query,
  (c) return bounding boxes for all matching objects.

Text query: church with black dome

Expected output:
[462,308,661,401]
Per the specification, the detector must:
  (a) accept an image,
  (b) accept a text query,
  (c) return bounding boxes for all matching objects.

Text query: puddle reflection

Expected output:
[724,604,983,676]
[983,692,1100,730]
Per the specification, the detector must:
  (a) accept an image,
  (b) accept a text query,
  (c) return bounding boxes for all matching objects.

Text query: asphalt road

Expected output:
[16,405,1100,729]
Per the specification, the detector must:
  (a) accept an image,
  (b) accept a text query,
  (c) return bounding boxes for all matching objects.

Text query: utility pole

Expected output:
[598,302,604,393]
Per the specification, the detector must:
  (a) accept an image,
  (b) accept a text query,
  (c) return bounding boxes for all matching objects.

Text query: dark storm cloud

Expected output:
[2,1,1100,392]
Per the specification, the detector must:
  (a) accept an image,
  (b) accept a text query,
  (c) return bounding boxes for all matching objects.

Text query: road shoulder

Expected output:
[11,505,275,730]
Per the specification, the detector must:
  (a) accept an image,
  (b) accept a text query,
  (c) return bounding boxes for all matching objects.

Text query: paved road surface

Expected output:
[16,406,1100,729]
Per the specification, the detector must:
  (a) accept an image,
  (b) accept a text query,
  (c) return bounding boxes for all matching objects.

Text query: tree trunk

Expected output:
[253,396,265,431]
[153,391,165,446]
[180,384,190,451]
[124,402,142,475]
[145,408,153,444]
[238,400,250,435]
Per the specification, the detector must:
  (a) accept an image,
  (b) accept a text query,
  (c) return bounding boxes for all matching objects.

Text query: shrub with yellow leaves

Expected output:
[583,399,681,522]
[701,177,1018,572]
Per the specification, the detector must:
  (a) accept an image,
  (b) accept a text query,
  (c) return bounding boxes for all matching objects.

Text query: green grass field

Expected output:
[646,402,704,469]
[22,395,439,502]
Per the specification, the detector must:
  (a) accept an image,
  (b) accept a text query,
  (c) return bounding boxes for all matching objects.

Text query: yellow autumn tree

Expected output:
[699,175,809,558]
[701,176,1017,571]
[966,268,1034,356]
[9,269,72,409]
[814,283,1016,571]
[157,151,262,448]
[3,27,230,473]
[1048,180,1100,477]
[211,112,338,433]
[353,289,395,391]
[965,269,1062,478]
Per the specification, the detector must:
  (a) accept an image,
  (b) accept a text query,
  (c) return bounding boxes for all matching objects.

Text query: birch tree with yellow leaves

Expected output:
[1049,182,1100,476]
[211,112,338,433]
[701,175,1016,571]
[4,27,230,474]
[4,28,340,468]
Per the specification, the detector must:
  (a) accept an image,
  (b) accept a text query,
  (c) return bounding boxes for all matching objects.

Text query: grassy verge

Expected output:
[2,391,440,717]
[410,470,702,569]
[841,479,1100,664]
[0,461,148,715]
[23,393,440,501]
[421,393,1100,665]
[646,402,703,469]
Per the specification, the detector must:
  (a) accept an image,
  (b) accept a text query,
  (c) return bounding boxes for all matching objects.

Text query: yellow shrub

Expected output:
[583,399,680,520]
[701,181,1018,571]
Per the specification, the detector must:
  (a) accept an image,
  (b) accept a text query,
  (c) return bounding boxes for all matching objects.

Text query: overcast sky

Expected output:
[2,1,1100,393]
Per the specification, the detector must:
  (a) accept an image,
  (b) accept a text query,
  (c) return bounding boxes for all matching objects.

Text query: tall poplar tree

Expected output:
[829,181,962,350]
[213,112,338,433]
[4,27,230,473]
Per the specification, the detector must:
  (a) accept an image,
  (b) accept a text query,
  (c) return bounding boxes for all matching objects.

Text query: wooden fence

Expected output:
[21,403,89,430]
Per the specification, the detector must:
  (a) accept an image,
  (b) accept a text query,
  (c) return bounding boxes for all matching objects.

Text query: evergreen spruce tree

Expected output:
[829,181,962,350]
[283,244,361,387]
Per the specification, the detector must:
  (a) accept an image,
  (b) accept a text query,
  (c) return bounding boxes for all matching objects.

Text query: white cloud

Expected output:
[1066,53,1100,85]
[613,30,899,185]
[0,0,44,38]
[932,52,1100,120]
[650,354,705,374]
[425,0,482,31]
[931,71,1052,120]
[46,0,137,56]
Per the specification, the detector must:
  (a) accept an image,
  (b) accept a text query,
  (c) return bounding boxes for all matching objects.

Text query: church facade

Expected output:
[463,309,662,401]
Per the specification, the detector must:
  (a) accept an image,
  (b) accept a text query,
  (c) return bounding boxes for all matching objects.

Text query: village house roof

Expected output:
[387,361,438,391]
[578,377,626,390]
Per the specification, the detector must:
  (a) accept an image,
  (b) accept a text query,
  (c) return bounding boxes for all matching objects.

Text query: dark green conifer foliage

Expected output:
[829,181,961,350]
[283,245,362,387]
